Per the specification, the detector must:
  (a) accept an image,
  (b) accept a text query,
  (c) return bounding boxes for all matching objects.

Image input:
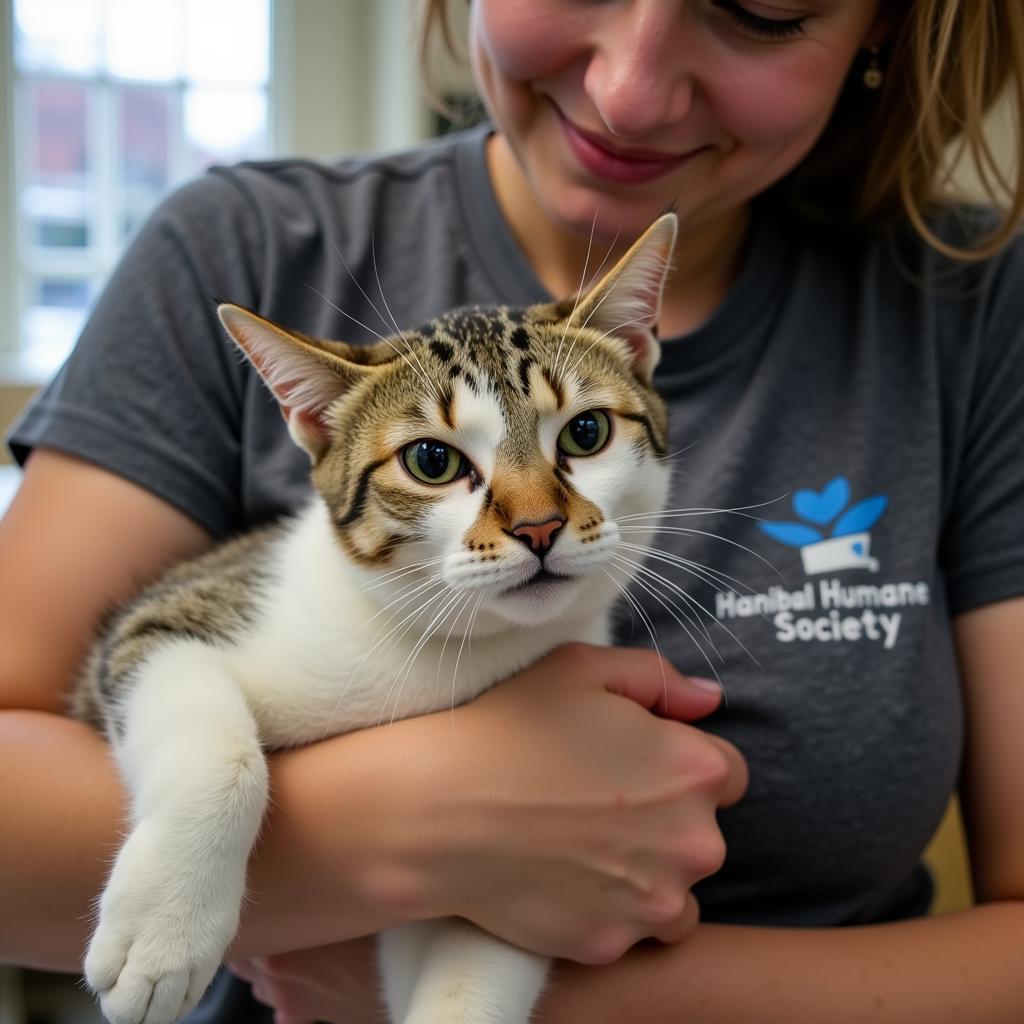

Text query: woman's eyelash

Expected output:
[712,0,809,39]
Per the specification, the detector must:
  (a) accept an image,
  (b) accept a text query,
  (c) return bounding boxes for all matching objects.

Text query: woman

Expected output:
[2,0,1023,1021]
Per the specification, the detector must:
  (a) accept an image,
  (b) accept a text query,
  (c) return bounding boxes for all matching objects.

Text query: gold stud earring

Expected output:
[863,46,884,90]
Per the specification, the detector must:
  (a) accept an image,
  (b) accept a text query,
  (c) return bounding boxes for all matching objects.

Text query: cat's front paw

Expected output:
[85,932,220,1024]
[85,822,242,1024]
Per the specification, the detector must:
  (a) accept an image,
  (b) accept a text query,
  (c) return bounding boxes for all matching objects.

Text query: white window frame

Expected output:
[0,0,18,375]
[0,0,434,383]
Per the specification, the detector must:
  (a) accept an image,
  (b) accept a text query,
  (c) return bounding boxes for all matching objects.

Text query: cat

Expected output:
[74,212,678,1024]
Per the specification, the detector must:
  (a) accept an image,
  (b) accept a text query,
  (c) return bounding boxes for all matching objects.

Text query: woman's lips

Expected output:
[556,107,703,185]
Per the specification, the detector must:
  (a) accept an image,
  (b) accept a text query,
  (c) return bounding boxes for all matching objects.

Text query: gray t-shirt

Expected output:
[10,126,1024,935]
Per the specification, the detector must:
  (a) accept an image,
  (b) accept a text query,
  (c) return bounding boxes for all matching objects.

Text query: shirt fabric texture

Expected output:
[9,124,1024,1020]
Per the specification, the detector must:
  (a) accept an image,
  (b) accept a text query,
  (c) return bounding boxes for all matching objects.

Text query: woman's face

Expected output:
[471,0,884,243]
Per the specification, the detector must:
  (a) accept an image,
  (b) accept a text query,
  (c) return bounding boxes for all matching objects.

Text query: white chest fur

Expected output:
[228,501,609,748]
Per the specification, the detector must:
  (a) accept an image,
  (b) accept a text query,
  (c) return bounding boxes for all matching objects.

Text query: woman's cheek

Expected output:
[708,59,848,149]
[474,0,591,82]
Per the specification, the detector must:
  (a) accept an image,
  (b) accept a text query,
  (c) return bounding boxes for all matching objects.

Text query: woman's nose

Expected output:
[583,3,694,139]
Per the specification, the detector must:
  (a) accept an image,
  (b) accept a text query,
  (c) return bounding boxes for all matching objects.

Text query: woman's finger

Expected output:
[651,891,701,946]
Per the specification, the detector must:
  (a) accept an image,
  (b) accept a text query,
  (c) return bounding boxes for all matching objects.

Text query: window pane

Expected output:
[184,0,269,85]
[13,1,274,372]
[119,86,173,237]
[14,0,102,75]
[24,275,96,377]
[36,221,89,247]
[184,86,267,167]
[105,0,183,82]
[38,277,90,308]
[24,81,94,250]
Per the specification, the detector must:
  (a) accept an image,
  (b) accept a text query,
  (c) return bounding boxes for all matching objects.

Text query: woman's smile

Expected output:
[554,102,709,186]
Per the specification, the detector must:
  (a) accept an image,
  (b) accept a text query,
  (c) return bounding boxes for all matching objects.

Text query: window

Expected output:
[9,0,272,377]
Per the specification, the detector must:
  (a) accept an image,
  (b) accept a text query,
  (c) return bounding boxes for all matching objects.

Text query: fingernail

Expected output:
[689,676,722,693]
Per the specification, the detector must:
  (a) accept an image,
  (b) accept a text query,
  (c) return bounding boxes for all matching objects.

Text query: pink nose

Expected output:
[511,517,565,553]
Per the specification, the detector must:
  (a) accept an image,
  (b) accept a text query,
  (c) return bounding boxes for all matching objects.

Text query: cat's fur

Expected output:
[75,214,678,1024]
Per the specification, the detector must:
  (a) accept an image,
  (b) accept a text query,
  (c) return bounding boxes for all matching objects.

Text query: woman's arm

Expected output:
[536,596,1024,1022]
[538,903,1024,1022]
[0,451,455,968]
[1,451,744,971]
[235,900,1024,1024]
[231,597,1024,1023]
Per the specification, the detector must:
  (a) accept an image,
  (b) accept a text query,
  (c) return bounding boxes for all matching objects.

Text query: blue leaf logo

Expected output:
[758,522,825,548]
[758,477,889,559]
[793,477,849,526]
[832,497,888,537]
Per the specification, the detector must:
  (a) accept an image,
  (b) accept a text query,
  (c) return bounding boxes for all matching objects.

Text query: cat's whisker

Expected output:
[361,571,449,628]
[378,586,466,719]
[616,579,724,706]
[620,525,785,581]
[599,565,670,710]
[611,555,719,660]
[609,559,727,694]
[370,237,443,404]
[445,590,486,745]
[617,541,778,637]
[565,314,661,380]
[358,554,450,593]
[365,598,450,710]
[364,577,455,661]
[556,262,630,379]
[661,440,701,462]
[553,210,599,378]
[619,540,756,599]
[379,587,467,727]
[335,582,451,735]
[613,553,761,671]
[617,495,790,522]
[356,565,444,598]
[626,543,781,637]
[318,577,450,741]
[433,588,476,694]
[306,281,439,402]
[450,591,486,737]
[611,553,718,651]
[302,282,389,344]
[329,237,393,340]
[329,238,435,399]
[613,551,722,632]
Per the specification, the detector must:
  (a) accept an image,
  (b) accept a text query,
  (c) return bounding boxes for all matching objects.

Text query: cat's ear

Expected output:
[218,303,374,460]
[568,213,677,385]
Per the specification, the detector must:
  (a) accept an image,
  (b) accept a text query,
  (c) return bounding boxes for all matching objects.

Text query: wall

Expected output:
[0,382,33,456]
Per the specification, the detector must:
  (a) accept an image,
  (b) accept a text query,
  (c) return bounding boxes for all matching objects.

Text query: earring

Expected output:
[863,46,884,90]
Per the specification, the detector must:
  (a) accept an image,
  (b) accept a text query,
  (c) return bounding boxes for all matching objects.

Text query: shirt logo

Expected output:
[758,476,887,574]
[711,476,930,651]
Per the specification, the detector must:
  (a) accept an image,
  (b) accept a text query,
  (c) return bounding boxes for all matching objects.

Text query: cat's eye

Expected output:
[558,410,611,457]
[402,440,467,485]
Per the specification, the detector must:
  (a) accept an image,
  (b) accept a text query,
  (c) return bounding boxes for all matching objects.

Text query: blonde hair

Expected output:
[416,0,1024,261]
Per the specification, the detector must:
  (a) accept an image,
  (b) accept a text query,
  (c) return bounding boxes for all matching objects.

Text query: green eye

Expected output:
[558,410,611,457]
[402,440,465,484]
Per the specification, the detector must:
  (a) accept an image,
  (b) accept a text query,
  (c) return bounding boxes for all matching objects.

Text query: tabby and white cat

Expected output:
[75,214,678,1024]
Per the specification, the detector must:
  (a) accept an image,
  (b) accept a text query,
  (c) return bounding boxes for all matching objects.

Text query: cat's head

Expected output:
[218,214,676,629]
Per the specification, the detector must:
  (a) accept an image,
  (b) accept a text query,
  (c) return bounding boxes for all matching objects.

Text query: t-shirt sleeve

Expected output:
[6,169,264,538]
[940,236,1024,614]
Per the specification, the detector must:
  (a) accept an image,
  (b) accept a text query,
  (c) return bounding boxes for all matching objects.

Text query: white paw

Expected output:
[85,821,243,1024]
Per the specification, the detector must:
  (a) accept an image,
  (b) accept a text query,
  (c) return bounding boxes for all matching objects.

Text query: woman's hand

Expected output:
[226,643,744,1021]
[399,642,747,966]
[229,937,383,1024]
